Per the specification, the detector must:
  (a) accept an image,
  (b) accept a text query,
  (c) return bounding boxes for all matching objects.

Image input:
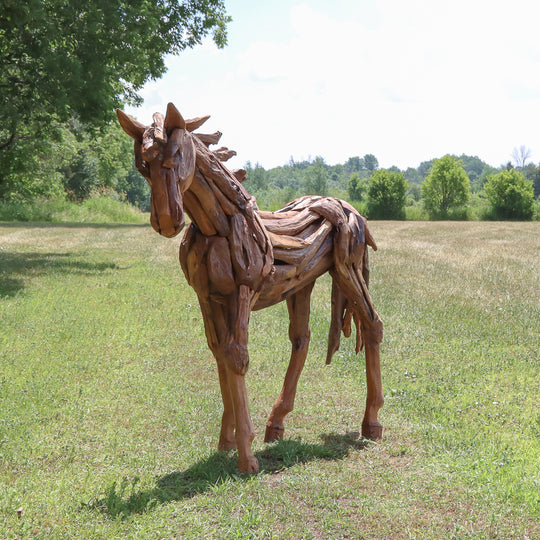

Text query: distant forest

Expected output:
[0,110,538,222]
[2,3,538,221]
[242,151,540,218]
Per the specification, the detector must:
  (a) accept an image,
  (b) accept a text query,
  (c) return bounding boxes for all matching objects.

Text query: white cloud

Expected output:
[127,0,540,170]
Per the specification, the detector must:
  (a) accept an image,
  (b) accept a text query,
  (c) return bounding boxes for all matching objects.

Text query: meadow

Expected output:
[0,220,538,539]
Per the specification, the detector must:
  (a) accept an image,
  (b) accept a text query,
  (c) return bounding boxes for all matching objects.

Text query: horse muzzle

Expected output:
[149,167,185,238]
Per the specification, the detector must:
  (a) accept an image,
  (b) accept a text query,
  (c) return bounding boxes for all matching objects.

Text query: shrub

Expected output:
[404,202,429,221]
[366,169,408,219]
[422,155,470,219]
[483,169,534,220]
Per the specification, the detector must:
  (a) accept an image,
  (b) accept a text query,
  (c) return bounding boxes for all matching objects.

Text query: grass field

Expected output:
[0,220,538,539]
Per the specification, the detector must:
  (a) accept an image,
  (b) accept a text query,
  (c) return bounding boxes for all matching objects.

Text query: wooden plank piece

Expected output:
[190,170,230,236]
[183,191,218,236]
[229,213,264,288]
[207,236,236,295]
[186,115,210,132]
[261,208,320,236]
[214,147,237,162]
[163,128,182,168]
[152,112,167,143]
[193,137,247,210]
[196,131,222,146]
[177,130,196,192]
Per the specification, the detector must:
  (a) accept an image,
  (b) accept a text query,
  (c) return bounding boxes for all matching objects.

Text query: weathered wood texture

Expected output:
[117,103,384,473]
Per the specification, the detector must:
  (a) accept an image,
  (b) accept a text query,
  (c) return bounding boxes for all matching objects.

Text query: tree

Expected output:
[523,163,540,198]
[304,156,328,196]
[348,172,367,201]
[472,163,498,193]
[363,154,379,175]
[345,156,365,173]
[417,159,434,180]
[366,169,408,219]
[458,154,487,188]
[484,169,534,220]
[407,183,422,202]
[421,155,470,218]
[403,167,422,185]
[56,118,134,200]
[0,0,230,197]
[533,167,540,198]
[244,162,268,192]
[511,146,532,169]
[117,167,151,211]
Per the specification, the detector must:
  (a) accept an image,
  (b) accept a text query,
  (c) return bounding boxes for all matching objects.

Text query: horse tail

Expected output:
[326,215,376,365]
[326,278,346,365]
[326,273,368,365]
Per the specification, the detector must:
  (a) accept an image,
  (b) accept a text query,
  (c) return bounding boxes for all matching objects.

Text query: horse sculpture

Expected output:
[117,103,384,473]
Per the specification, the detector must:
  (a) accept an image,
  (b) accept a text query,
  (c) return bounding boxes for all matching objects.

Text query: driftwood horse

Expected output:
[117,103,384,473]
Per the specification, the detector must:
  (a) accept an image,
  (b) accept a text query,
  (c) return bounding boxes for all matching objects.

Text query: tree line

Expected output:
[244,152,540,220]
[1,2,538,221]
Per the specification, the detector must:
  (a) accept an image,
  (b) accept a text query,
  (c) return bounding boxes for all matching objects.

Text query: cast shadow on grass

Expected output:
[86,432,369,520]
[0,251,120,297]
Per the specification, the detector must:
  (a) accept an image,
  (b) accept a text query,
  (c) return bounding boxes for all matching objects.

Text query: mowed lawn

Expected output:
[0,220,538,539]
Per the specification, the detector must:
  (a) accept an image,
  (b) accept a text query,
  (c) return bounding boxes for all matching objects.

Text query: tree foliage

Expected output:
[348,172,367,201]
[57,119,135,200]
[366,169,408,219]
[1,0,229,129]
[244,162,268,193]
[304,156,328,196]
[345,156,365,174]
[484,169,534,220]
[458,154,487,189]
[523,163,540,197]
[422,155,471,218]
[363,154,379,174]
[0,0,230,198]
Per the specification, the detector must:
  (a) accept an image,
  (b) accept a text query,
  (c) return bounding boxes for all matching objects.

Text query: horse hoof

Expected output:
[362,421,383,440]
[264,424,284,442]
[238,455,259,474]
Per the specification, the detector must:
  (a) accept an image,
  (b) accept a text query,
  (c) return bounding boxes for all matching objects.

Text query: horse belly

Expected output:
[253,251,333,310]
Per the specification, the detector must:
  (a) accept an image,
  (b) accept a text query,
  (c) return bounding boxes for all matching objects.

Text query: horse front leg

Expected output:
[215,360,236,450]
[223,284,258,472]
[197,296,236,450]
[225,363,258,472]
[265,282,315,442]
[198,287,258,472]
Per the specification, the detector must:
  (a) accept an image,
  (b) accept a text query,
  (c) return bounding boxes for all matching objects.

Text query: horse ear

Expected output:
[165,102,186,132]
[116,109,146,141]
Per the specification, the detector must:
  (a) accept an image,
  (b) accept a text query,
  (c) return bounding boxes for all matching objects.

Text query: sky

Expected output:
[127,0,540,171]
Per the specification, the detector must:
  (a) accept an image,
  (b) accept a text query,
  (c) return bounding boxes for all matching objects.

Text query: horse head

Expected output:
[116,103,197,238]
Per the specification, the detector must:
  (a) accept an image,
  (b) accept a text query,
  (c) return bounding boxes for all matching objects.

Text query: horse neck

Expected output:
[182,136,258,237]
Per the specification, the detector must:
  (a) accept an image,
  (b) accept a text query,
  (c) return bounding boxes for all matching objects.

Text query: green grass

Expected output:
[0,221,538,538]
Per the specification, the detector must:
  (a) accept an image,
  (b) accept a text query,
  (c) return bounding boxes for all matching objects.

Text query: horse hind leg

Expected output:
[331,261,384,440]
[360,315,384,440]
[265,282,315,442]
